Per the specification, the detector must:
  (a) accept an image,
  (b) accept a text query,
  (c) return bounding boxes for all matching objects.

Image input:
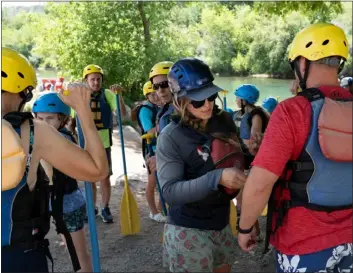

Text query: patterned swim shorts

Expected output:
[163,224,237,272]
[62,205,86,233]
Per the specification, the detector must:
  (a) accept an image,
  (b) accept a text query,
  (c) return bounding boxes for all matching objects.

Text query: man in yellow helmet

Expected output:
[145,61,174,186]
[1,48,108,272]
[134,81,165,222]
[238,23,352,272]
[77,64,127,223]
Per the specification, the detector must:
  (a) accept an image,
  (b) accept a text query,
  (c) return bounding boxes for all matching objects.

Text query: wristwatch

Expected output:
[236,224,254,234]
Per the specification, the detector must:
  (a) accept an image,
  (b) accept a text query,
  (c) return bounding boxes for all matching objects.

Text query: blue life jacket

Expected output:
[1,113,80,271]
[157,103,174,135]
[264,88,353,254]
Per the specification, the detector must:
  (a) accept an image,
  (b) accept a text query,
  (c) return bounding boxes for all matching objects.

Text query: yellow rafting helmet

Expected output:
[149,61,173,80]
[288,23,349,63]
[82,64,104,79]
[1,47,37,93]
[143,81,154,96]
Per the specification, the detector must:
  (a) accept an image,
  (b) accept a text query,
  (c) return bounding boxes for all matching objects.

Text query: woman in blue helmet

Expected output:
[32,92,92,272]
[262,96,279,114]
[156,58,256,272]
[234,84,269,149]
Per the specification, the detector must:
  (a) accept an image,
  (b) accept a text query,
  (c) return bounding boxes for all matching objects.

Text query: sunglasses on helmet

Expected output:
[152,81,169,91]
[190,93,218,109]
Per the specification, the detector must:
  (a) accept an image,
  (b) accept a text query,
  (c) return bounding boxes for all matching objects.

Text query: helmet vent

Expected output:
[48,103,56,107]
[344,41,347,47]
[178,75,183,79]
[305,41,313,48]
[18,72,24,78]
[322,39,329,46]
[2,71,8,78]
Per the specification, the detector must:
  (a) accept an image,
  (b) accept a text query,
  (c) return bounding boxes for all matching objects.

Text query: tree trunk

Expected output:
[137,2,151,45]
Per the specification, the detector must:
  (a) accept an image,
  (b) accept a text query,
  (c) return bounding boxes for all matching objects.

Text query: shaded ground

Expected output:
[47,126,275,272]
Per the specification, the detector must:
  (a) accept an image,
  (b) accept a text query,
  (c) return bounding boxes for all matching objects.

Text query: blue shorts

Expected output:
[275,243,352,272]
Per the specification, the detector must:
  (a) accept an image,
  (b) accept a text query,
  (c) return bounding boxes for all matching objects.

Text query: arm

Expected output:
[250,115,263,136]
[35,85,109,182]
[156,132,223,206]
[139,106,156,134]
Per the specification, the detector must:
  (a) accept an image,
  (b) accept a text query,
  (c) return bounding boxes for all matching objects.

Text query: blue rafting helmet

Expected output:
[32,91,71,116]
[225,108,233,114]
[262,96,279,113]
[234,84,260,104]
[167,57,222,101]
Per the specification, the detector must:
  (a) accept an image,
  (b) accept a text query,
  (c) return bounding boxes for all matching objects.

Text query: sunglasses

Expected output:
[191,93,218,109]
[152,81,169,91]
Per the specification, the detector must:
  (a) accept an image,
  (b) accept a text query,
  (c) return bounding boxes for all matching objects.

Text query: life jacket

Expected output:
[240,107,269,138]
[263,88,353,254]
[232,110,243,129]
[166,113,253,230]
[156,103,174,135]
[1,112,54,270]
[1,112,81,272]
[56,128,79,194]
[77,88,113,146]
[134,102,158,158]
[2,119,26,191]
[200,131,245,196]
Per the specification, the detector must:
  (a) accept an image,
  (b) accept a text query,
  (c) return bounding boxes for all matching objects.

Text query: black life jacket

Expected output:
[2,112,81,272]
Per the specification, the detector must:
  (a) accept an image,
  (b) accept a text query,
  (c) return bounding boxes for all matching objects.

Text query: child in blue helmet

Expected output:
[32,92,92,272]
[262,96,279,114]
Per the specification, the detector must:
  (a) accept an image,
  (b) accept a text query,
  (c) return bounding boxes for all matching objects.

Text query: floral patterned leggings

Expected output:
[275,243,352,273]
[163,224,237,272]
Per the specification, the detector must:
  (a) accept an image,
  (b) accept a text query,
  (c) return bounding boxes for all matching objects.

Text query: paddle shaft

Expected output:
[146,142,168,216]
[115,94,128,176]
[223,95,227,110]
[76,117,101,273]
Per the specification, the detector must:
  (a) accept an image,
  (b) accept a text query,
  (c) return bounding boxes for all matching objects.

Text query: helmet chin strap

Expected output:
[18,89,33,112]
[294,59,311,91]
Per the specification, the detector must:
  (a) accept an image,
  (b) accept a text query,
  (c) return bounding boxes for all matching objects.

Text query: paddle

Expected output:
[219,90,229,110]
[230,199,238,236]
[115,92,140,235]
[141,133,168,216]
[75,116,101,272]
[64,89,101,272]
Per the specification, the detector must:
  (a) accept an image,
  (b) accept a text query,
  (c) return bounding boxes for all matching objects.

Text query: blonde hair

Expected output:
[172,94,223,132]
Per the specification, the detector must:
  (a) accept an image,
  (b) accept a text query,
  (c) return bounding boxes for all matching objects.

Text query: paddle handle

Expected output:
[220,90,228,110]
[76,117,101,272]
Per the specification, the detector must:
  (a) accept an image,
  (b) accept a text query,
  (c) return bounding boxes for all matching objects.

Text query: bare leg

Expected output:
[146,171,159,215]
[62,229,93,272]
[100,177,111,207]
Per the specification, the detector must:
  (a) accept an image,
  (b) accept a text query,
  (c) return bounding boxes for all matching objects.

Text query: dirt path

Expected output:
[47,126,275,272]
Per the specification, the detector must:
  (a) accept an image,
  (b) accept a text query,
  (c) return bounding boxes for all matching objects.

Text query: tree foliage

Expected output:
[2,1,352,102]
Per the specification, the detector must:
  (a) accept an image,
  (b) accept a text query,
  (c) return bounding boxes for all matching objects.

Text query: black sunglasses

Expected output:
[152,81,169,91]
[191,93,218,109]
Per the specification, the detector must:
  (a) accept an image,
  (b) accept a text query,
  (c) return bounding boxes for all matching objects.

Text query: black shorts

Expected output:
[106,147,113,176]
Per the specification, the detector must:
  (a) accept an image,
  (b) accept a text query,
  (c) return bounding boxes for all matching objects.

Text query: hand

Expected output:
[146,155,157,173]
[58,82,90,112]
[110,84,125,94]
[219,167,246,190]
[238,228,257,252]
[249,132,263,156]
